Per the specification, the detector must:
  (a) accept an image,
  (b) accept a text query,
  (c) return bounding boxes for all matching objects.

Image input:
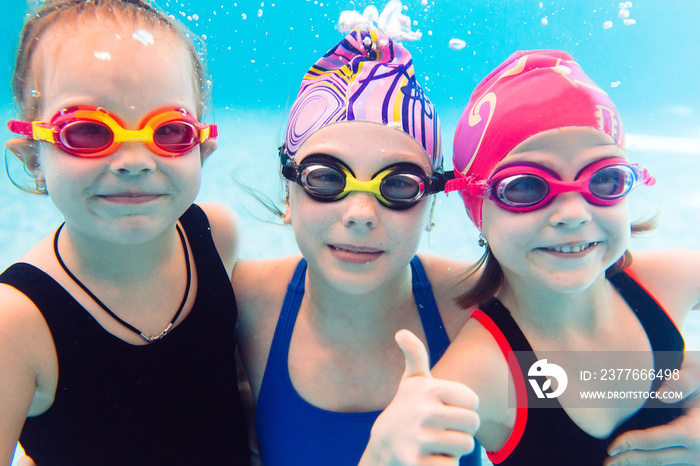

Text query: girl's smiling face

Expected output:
[286,121,434,294]
[481,127,632,294]
[28,19,204,245]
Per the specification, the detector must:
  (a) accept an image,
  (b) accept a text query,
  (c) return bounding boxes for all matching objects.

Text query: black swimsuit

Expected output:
[0,204,249,465]
[472,270,684,465]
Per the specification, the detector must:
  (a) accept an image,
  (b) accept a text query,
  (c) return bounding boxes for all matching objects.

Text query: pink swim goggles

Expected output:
[445,158,655,212]
[7,106,217,157]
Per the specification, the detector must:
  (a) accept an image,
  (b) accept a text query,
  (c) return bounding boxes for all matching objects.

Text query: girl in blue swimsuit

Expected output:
[232,28,482,466]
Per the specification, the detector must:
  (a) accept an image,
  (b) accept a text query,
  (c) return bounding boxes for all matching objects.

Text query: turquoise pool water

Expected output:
[2,0,698,343]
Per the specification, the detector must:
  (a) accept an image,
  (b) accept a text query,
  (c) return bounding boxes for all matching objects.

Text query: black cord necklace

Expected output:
[53,223,192,342]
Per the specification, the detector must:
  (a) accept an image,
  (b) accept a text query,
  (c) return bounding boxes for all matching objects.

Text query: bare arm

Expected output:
[197,202,240,276]
[0,286,56,466]
[626,249,700,326]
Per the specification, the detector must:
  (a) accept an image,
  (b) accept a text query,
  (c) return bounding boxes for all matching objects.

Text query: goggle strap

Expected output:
[7,120,35,138]
[639,166,656,186]
[280,162,297,182]
[444,177,467,194]
[445,176,487,197]
[426,171,448,194]
[32,123,56,144]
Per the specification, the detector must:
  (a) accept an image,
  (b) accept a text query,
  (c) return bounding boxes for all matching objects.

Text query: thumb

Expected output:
[395,329,432,380]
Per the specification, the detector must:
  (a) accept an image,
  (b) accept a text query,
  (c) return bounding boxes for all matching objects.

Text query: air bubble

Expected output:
[132,29,154,46]
[448,38,466,50]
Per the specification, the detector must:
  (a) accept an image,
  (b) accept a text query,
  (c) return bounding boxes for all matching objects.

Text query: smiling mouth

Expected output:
[545,242,599,253]
[329,244,383,254]
[102,192,160,197]
[96,193,163,204]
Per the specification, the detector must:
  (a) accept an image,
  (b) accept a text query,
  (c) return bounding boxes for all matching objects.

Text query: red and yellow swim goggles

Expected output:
[7,106,217,157]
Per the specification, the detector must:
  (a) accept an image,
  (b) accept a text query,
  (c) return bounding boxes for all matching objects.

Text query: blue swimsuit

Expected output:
[255,256,481,466]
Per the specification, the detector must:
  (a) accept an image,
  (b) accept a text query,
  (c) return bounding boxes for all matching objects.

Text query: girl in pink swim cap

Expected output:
[232,27,482,465]
[427,50,700,465]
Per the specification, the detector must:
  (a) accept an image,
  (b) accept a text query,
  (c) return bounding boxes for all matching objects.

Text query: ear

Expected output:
[199,139,217,164]
[282,192,292,225]
[6,137,41,174]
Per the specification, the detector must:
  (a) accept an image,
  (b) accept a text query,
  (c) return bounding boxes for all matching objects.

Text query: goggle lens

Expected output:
[496,174,549,207]
[301,164,347,198]
[589,165,634,199]
[380,174,425,202]
[61,120,113,154]
[153,121,198,151]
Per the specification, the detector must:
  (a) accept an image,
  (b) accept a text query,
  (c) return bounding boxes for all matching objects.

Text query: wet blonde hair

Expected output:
[12,0,210,121]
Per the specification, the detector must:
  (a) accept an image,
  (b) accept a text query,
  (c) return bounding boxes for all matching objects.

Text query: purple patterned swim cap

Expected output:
[285,28,442,170]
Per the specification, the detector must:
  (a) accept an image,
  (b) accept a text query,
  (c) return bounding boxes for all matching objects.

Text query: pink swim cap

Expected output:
[451,50,625,229]
[284,27,442,170]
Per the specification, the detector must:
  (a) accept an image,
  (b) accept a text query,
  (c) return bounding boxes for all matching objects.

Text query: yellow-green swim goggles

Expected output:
[280,149,448,210]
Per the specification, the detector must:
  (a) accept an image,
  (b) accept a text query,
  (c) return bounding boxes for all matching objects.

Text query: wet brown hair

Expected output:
[454,217,659,309]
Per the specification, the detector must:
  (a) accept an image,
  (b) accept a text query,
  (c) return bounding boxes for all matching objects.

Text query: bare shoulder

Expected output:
[432,316,514,450]
[433,317,507,392]
[196,202,239,274]
[233,255,302,311]
[232,255,302,351]
[627,248,700,326]
[0,283,54,364]
[0,283,57,461]
[417,253,480,340]
[232,255,302,397]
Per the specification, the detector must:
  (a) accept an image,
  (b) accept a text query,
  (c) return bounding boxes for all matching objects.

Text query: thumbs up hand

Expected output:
[359,330,480,466]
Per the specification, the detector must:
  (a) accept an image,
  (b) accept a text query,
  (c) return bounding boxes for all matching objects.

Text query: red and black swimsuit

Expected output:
[472,270,685,466]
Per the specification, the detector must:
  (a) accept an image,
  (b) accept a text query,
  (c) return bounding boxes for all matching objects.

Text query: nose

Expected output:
[107,143,157,175]
[341,191,379,229]
[547,192,593,228]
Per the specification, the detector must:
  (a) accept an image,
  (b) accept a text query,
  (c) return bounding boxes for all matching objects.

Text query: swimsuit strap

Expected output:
[608,270,684,390]
[410,256,451,367]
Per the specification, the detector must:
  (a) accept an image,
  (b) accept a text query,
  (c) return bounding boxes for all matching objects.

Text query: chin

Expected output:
[104,216,174,243]
[540,269,606,294]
